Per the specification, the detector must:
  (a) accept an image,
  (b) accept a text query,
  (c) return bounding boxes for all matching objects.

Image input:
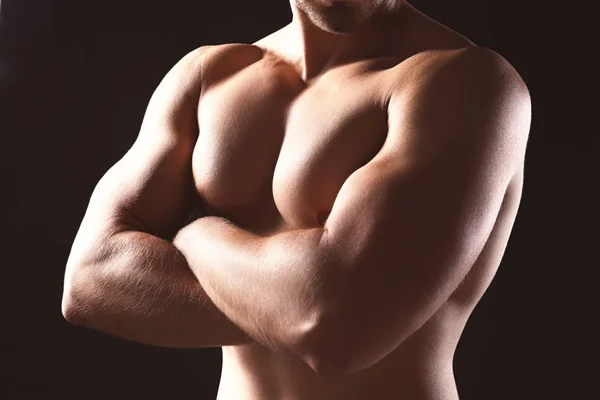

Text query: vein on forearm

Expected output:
[175,218,330,356]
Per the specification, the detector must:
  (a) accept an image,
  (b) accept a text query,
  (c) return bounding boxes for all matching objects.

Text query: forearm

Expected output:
[62,230,253,348]
[174,217,335,357]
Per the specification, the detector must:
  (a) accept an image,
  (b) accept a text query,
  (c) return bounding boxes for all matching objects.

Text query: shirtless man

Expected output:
[61,0,531,398]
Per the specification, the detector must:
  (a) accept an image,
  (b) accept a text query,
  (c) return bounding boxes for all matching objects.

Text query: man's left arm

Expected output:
[174,47,531,375]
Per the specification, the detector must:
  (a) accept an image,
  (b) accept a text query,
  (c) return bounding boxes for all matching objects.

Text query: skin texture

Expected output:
[292,0,396,34]
[62,1,531,399]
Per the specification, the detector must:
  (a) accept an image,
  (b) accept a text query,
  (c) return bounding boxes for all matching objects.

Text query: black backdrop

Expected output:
[0,0,594,399]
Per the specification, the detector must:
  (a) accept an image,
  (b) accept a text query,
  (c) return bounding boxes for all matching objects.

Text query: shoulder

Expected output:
[387,46,531,137]
[177,43,262,65]
[391,46,530,109]
[167,43,266,89]
[189,43,267,89]
[387,46,531,168]
[441,46,530,98]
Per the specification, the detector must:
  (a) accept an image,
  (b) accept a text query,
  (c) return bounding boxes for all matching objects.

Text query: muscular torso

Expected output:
[189,18,524,400]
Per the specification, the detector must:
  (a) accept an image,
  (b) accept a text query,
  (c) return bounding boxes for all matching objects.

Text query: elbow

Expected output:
[61,266,94,326]
[305,352,350,379]
[303,319,409,378]
[296,313,357,379]
[302,331,354,379]
[61,293,85,326]
[298,311,386,378]
[61,232,123,327]
[306,332,383,378]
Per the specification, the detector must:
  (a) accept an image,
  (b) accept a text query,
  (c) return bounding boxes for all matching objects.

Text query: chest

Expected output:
[192,64,390,232]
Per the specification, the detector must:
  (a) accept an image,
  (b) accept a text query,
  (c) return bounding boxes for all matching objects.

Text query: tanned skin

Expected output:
[62,1,531,398]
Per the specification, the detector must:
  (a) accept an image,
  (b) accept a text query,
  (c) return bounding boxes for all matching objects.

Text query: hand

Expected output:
[172,216,232,254]
[172,224,190,252]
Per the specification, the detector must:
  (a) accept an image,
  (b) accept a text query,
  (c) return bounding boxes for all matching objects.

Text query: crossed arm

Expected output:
[171,47,531,375]
[62,46,530,376]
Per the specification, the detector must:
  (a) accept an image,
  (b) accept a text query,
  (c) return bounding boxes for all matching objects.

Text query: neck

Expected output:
[286,0,406,81]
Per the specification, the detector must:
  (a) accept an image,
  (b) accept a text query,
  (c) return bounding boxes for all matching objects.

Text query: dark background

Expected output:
[0,0,594,399]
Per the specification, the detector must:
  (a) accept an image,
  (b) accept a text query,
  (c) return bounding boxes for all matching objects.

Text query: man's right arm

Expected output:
[61,46,253,348]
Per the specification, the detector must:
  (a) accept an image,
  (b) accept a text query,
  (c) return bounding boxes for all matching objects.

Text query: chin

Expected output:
[315,3,368,33]
[300,0,386,34]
